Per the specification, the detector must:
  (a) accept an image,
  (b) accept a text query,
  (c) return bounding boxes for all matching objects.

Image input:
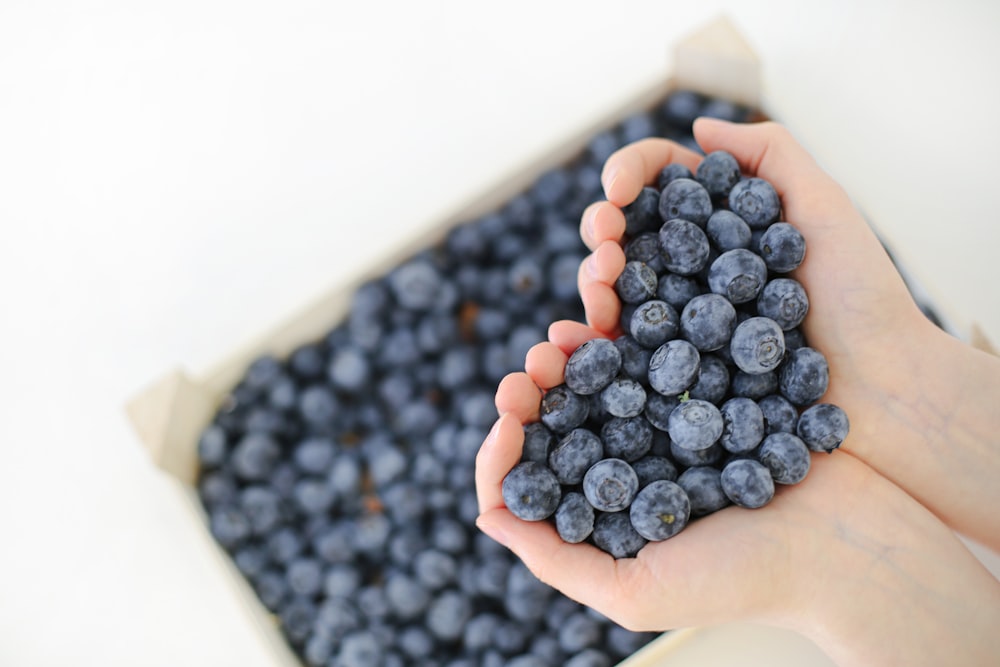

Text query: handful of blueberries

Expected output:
[502,152,849,558]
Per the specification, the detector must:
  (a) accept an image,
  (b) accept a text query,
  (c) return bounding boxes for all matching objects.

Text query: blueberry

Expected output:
[198,424,228,468]
[506,656,548,667]
[270,526,306,564]
[757,278,809,330]
[599,377,647,418]
[323,564,361,599]
[708,249,768,304]
[644,392,679,432]
[667,398,724,451]
[720,459,775,509]
[621,111,657,143]
[583,458,639,512]
[233,545,268,579]
[289,343,326,381]
[297,384,338,427]
[688,354,730,404]
[629,299,679,349]
[327,345,370,392]
[209,506,251,549]
[564,338,622,395]
[796,403,850,452]
[779,347,830,405]
[550,253,585,301]
[255,570,289,612]
[615,261,658,306]
[677,466,730,517]
[353,513,392,555]
[502,461,562,521]
[730,317,786,375]
[625,232,668,274]
[231,433,281,482]
[464,613,502,652]
[388,259,444,311]
[696,150,741,200]
[622,187,662,236]
[504,562,552,623]
[240,485,282,535]
[509,255,546,301]
[365,440,408,487]
[658,218,711,275]
[529,636,563,665]
[292,436,336,475]
[631,455,679,487]
[662,89,705,126]
[286,557,323,598]
[336,630,384,667]
[629,480,690,541]
[279,596,316,644]
[521,422,557,464]
[656,272,702,310]
[758,222,806,273]
[302,632,334,666]
[759,432,812,484]
[680,293,736,351]
[397,624,434,660]
[540,385,590,433]
[648,339,701,396]
[657,163,695,190]
[604,415,656,462]
[614,335,653,380]
[555,491,596,544]
[757,394,799,434]
[559,611,603,653]
[706,209,752,252]
[729,177,781,229]
[783,327,806,350]
[718,397,766,454]
[730,369,779,400]
[548,428,604,485]
[659,178,713,227]
[591,510,647,559]
[327,452,362,498]
[607,625,662,660]
[385,571,431,620]
[244,355,283,391]
[430,517,469,555]
[426,589,472,641]
[566,649,614,667]
[670,438,724,468]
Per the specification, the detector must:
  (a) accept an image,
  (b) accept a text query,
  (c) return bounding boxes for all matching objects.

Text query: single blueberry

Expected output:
[706,209,752,252]
[239,485,282,535]
[286,557,323,598]
[583,458,639,512]
[729,177,781,229]
[658,218,711,275]
[502,461,562,521]
[757,278,809,331]
[601,415,654,462]
[614,335,654,381]
[564,338,623,396]
[504,562,552,623]
[336,630,384,667]
[718,397,766,454]
[197,424,228,468]
[615,261,658,305]
[231,433,281,482]
[758,222,806,273]
[521,422,557,464]
[688,353,730,404]
[387,259,444,312]
[297,384,338,427]
[559,611,603,653]
[625,232,667,273]
[656,272,702,310]
[759,432,812,483]
[591,510,647,559]
[644,392,680,432]
[758,393,799,434]
[657,163,695,190]
[629,480,690,541]
[464,613,502,652]
[708,249,768,304]
[677,466,730,517]
[385,571,431,620]
[695,150,742,200]
[629,299,680,349]
[566,649,614,667]
[783,327,807,350]
[540,384,590,434]
[631,455,679,487]
[292,436,336,475]
[621,111,657,144]
[555,491,596,544]
[779,347,830,405]
[209,506,251,550]
[648,339,701,396]
[323,564,361,599]
[797,403,850,452]
[426,589,472,641]
[327,345,370,393]
[731,369,779,400]
[667,399,724,451]
[661,89,705,126]
[623,187,662,236]
[730,316,786,375]
[599,377,648,419]
[548,428,604,485]
[720,459,775,508]
[659,178,713,227]
[680,293,736,351]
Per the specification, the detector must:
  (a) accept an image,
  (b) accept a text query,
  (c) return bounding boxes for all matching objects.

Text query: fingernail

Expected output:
[601,165,619,198]
[583,208,597,240]
[585,253,600,279]
[483,414,505,450]
[476,517,510,548]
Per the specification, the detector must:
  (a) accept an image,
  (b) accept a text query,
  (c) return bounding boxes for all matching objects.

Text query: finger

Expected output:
[602,138,703,207]
[581,280,623,337]
[524,343,568,390]
[580,201,627,251]
[548,319,612,355]
[495,372,544,421]
[475,412,525,514]
[577,241,627,295]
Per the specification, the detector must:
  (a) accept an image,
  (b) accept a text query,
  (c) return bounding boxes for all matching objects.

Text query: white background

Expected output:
[1,1,998,665]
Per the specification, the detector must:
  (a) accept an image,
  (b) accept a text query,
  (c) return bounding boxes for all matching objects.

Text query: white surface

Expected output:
[1,2,998,666]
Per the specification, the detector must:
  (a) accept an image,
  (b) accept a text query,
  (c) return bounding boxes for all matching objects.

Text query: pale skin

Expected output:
[475,119,1000,665]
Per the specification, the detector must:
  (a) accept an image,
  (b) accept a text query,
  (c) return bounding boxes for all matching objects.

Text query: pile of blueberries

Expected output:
[196,90,749,667]
[501,152,850,558]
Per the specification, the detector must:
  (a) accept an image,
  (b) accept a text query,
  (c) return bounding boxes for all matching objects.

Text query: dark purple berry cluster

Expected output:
[503,152,849,558]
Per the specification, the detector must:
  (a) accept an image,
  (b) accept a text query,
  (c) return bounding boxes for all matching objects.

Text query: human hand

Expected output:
[578,119,1000,551]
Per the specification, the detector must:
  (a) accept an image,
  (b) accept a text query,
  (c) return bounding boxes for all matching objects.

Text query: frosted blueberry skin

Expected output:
[757,278,809,331]
[708,249,768,304]
[687,354,730,404]
[730,369,779,400]
[583,458,640,512]
[797,403,850,453]
[720,459,776,509]
[554,492,595,544]
[728,177,781,229]
[695,150,742,200]
[502,462,562,521]
[659,178,713,227]
[631,455,679,487]
[540,385,590,434]
[591,511,648,559]
[657,162,695,190]
[648,339,701,396]
[614,335,653,381]
[671,438,725,468]
[730,316,787,375]
[667,398,725,451]
[629,299,680,349]
[680,293,737,352]
[629,480,691,541]
[758,222,806,273]
[615,261,658,305]
[601,415,654,462]
[658,218,712,276]
[779,347,831,406]
[520,423,556,464]
[719,397,766,454]
[657,272,702,310]
[599,377,648,419]
[758,394,800,435]
[564,338,622,396]
[625,232,667,274]
[706,209,752,252]
[644,393,680,432]
[548,428,605,485]
[623,187,663,236]
[759,432,812,484]
[677,466,731,517]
